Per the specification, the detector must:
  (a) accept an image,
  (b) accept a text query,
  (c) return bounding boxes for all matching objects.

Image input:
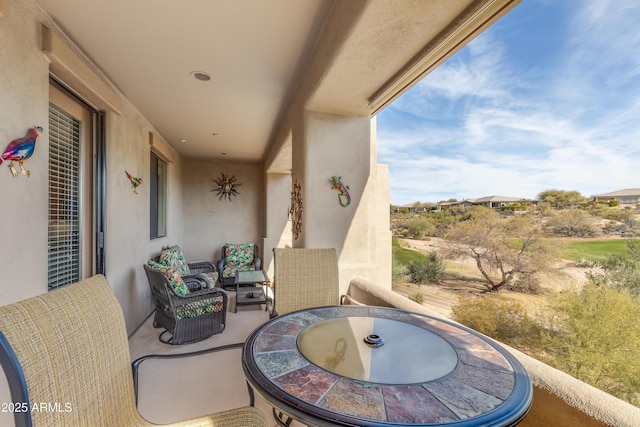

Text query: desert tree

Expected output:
[537,189,586,209]
[445,206,557,292]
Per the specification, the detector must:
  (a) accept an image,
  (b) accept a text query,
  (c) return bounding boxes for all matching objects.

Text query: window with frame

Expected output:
[150,151,167,239]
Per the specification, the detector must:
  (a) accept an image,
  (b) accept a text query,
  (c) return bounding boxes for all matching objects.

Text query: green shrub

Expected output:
[405,217,434,239]
[391,259,408,288]
[544,284,640,404]
[407,251,445,285]
[451,294,543,350]
[543,209,600,237]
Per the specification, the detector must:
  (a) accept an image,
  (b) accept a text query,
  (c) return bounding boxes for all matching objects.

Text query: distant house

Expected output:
[592,188,640,205]
[437,200,474,210]
[470,195,524,208]
[437,195,524,210]
[396,203,432,213]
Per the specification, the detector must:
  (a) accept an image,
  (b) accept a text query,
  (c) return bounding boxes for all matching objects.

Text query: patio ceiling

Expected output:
[35,0,519,162]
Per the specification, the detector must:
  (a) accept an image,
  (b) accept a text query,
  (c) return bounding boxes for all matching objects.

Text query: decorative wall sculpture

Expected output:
[331,176,351,207]
[212,172,241,201]
[125,171,143,194]
[289,179,303,240]
[1,126,43,177]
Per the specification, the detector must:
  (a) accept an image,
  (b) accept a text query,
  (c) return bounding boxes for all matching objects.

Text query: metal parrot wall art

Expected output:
[1,126,43,177]
[125,170,143,194]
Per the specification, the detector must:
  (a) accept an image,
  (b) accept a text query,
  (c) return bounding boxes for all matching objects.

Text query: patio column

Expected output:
[262,172,292,279]
[291,110,391,292]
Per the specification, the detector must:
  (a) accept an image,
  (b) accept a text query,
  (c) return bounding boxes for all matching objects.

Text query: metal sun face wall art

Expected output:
[213,172,241,201]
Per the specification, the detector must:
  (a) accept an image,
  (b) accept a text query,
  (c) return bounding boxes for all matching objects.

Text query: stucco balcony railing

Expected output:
[345,277,640,427]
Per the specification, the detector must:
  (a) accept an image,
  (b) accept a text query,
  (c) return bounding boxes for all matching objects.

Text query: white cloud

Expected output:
[379,0,640,205]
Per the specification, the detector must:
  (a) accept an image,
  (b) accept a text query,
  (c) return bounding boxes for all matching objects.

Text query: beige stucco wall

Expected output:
[262,172,292,278]
[0,0,186,333]
[288,110,391,293]
[0,1,190,422]
[0,0,51,305]
[181,158,264,263]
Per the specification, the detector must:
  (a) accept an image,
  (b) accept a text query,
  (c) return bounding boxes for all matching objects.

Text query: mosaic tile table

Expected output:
[242,306,532,426]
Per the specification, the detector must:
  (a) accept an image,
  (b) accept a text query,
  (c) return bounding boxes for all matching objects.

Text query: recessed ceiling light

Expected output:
[190,71,211,81]
[180,139,187,143]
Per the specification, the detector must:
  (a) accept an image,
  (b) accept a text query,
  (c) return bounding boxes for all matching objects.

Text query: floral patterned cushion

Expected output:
[147,259,190,295]
[158,245,191,276]
[198,271,219,288]
[222,243,256,278]
[175,295,225,319]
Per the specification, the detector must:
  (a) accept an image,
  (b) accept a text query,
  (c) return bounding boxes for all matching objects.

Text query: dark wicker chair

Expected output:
[143,265,227,345]
[149,254,219,292]
[217,243,262,289]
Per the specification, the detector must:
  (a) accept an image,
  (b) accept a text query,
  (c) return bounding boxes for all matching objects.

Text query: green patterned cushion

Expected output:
[222,243,255,278]
[159,245,191,276]
[222,264,255,278]
[147,259,190,295]
[197,271,219,288]
[175,295,225,319]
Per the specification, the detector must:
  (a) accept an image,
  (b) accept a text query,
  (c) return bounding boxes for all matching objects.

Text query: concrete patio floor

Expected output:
[128,296,303,426]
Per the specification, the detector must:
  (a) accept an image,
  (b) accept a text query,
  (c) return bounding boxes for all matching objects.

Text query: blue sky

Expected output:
[377,0,640,206]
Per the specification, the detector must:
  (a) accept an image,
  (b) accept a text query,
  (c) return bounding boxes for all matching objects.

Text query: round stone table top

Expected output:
[242,305,532,426]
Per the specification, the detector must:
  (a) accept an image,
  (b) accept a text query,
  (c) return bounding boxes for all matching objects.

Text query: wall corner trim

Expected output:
[41,25,123,114]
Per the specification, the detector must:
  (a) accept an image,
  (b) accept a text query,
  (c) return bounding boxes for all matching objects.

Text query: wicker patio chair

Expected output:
[143,264,227,344]
[0,274,267,427]
[151,245,220,291]
[217,243,262,289]
[269,248,340,425]
[272,247,339,316]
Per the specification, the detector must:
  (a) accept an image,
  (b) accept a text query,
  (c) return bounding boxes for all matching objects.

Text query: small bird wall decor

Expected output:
[212,172,241,201]
[1,126,43,177]
[125,170,143,194]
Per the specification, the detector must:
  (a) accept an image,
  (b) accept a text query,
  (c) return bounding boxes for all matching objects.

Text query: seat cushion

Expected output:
[222,243,255,278]
[222,264,255,279]
[199,271,220,288]
[174,295,225,319]
[147,259,190,295]
[158,245,191,276]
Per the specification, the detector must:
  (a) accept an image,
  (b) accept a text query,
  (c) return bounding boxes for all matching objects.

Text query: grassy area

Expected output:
[562,239,635,262]
[392,237,426,265]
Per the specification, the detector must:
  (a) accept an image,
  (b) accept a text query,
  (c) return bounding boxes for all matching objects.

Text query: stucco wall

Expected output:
[104,103,186,333]
[291,110,391,292]
[0,2,189,423]
[262,172,292,278]
[182,159,263,264]
[0,0,51,305]
[0,0,186,332]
